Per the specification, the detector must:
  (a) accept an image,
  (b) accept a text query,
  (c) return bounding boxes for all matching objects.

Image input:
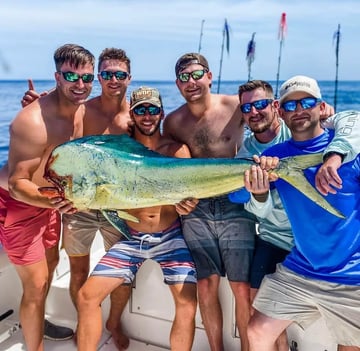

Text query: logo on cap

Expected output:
[130,86,162,109]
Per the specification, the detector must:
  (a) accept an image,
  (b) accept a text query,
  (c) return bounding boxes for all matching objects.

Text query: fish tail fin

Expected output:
[277,153,345,218]
[280,153,323,170]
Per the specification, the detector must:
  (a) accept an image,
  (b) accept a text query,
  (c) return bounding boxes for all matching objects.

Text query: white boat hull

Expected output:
[0,233,338,350]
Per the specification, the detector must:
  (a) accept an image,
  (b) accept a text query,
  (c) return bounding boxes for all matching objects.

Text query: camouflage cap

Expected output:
[175,53,209,76]
[130,86,163,110]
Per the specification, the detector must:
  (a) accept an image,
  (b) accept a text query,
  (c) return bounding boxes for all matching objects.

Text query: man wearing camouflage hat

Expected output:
[77,87,199,351]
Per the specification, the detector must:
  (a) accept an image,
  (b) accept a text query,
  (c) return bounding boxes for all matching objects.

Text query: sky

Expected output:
[0,0,359,82]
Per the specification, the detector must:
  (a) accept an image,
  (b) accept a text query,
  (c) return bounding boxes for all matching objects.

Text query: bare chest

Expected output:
[84,111,130,136]
[185,117,244,158]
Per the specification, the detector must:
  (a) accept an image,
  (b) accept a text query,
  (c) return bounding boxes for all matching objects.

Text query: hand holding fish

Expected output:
[244,155,280,202]
[252,155,280,173]
[315,153,343,195]
[175,198,199,216]
[38,186,77,214]
[244,164,270,199]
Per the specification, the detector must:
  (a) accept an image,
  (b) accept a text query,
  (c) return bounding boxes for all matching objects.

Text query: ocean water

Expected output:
[1,79,360,166]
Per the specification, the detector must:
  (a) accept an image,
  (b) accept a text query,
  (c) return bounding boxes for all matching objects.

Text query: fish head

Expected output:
[42,140,100,209]
[43,152,73,199]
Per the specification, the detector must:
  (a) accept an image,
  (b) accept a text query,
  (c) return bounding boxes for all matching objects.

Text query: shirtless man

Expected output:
[163,53,257,351]
[61,48,133,349]
[20,48,134,349]
[1,43,95,351]
[77,86,198,351]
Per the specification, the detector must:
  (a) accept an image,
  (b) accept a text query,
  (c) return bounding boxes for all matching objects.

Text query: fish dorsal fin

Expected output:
[78,134,166,158]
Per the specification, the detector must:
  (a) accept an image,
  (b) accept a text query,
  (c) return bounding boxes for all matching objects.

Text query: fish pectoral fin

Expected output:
[116,210,140,223]
[95,184,118,202]
[101,210,134,240]
[280,172,345,219]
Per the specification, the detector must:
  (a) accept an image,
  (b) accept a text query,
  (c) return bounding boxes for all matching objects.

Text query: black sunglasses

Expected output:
[281,97,321,112]
[133,105,161,116]
[177,69,207,83]
[59,71,94,83]
[100,70,129,81]
[240,99,273,113]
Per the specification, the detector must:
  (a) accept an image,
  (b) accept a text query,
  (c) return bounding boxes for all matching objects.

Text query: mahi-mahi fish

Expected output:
[39,134,344,238]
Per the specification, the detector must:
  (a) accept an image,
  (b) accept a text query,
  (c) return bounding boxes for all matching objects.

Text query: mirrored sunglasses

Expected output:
[281,97,321,112]
[100,70,129,81]
[178,69,207,83]
[133,105,161,116]
[59,71,94,83]
[240,99,273,113]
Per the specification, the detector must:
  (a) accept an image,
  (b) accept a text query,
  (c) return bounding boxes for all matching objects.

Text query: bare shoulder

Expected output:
[164,103,188,127]
[10,100,46,140]
[84,96,102,116]
[218,93,240,108]
[163,104,192,141]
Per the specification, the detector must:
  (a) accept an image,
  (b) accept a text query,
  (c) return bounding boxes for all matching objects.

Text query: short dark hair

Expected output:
[98,48,131,74]
[238,80,274,102]
[54,44,95,72]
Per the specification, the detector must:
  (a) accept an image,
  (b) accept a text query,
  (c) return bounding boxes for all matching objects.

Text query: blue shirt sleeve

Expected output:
[228,188,251,203]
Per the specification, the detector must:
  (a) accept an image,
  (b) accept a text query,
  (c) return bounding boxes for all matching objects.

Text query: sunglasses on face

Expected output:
[59,71,94,83]
[240,99,273,113]
[177,69,207,83]
[281,97,321,112]
[100,70,129,81]
[133,105,161,116]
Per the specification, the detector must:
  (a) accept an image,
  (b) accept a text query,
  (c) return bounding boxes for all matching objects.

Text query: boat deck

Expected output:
[0,234,338,351]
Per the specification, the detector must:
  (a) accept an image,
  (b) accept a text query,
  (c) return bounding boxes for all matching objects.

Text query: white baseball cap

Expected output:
[279,75,322,104]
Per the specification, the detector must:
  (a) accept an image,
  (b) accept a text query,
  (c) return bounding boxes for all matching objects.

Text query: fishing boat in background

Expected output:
[0,234,339,350]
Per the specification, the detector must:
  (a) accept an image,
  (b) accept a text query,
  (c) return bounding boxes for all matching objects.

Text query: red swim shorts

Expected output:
[0,187,61,265]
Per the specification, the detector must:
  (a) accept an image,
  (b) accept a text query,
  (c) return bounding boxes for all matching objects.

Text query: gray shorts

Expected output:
[181,195,257,281]
[62,210,123,256]
[254,264,360,346]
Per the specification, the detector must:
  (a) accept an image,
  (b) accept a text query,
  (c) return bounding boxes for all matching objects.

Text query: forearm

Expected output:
[245,191,273,219]
[322,110,360,162]
[8,177,51,208]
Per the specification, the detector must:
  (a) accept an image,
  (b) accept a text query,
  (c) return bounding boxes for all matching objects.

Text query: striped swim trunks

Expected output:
[91,219,197,285]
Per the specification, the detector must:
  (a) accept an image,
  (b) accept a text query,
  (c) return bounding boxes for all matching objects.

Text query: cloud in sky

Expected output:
[0,0,359,81]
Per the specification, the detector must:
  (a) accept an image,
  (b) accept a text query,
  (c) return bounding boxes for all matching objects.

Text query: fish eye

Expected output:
[61,180,68,186]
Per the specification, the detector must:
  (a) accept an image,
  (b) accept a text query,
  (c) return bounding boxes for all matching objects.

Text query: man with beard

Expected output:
[229,79,360,351]
[76,86,199,351]
[244,75,360,351]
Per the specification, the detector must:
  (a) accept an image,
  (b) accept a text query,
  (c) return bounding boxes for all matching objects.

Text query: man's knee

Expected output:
[197,275,219,294]
[247,317,262,344]
[22,278,49,303]
[77,286,95,311]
